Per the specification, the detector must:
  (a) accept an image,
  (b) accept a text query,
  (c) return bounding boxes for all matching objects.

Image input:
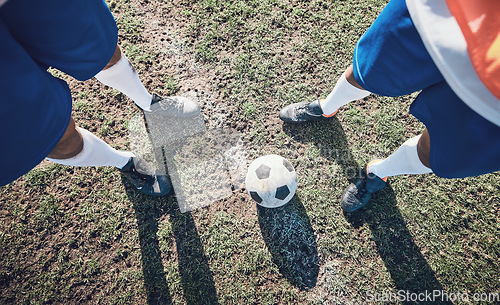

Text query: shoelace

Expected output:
[296,103,322,117]
[296,104,310,113]
[159,98,183,112]
[129,166,154,183]
[355,179,369,199]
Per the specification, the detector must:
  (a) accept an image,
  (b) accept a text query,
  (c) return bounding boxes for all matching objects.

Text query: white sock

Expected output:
[368,135,433,178]
[320,71,371,116]
[47,127,134,169]
[95,54,153,111]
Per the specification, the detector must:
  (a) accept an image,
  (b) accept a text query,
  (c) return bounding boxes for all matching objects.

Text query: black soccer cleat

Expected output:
[341,165,387,212]
[279,99,338,123]
[119,157,172,196]
[149,94,200,118]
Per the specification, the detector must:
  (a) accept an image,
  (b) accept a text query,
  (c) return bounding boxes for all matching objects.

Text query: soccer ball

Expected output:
[245,154,298,208]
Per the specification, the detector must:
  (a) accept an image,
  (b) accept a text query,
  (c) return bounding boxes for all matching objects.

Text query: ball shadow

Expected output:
[122,179,219,305]
[257,196,319,290]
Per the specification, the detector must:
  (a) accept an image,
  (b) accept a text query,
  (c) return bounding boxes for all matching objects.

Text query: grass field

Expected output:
[1,0,499,304]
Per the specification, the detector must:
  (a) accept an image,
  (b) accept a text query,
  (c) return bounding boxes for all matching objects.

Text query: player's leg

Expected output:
[344,65,365,90]
[280,0,443,124]
[342,80,500,212]
[417,129,431,168]
[313,0,476,211]
[319,65,371,116]
[0,13,139,186]
[341,131,433,212]
[0,0,198,116]
[45,118,171,196]
[0,0,171,195]
[279,65,370,123]
[94,45,153,111]
[46,117,133,168]
[366,130,432,179]
[95,44,200,115]
[46,118,83,160]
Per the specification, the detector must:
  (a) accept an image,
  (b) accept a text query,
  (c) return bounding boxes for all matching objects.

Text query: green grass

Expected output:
[1,0,499,304]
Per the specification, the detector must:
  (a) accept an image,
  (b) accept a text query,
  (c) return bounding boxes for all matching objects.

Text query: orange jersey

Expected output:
[406,0,500,127]
[447,0,500,100]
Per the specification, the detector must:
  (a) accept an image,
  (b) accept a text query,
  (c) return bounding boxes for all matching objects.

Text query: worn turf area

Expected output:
[1,0,499,304]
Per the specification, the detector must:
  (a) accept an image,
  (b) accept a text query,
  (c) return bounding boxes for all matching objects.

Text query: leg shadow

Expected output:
[257,196,319,290]
[345,186,452,304]
[282,118,361,182]
[283,118,449,303]
[130,193,173,305]
[124,180,218,305]
[166,203,218,305]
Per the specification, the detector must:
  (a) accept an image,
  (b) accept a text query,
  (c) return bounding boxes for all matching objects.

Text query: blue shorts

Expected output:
[0,0,117,186]
[352,0,500,178]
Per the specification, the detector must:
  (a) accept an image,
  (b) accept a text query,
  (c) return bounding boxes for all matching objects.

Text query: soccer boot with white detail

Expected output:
[119,157,172,196]
[149,94,200,118]
[279,99,338,123]
[341,160,387,212]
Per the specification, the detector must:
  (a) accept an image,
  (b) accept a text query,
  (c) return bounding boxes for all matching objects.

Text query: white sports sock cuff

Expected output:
[320,71,371,115]
[47,127,134,168]
[95,54,153,111]
[369,135,433,178]
[95,54,129,79]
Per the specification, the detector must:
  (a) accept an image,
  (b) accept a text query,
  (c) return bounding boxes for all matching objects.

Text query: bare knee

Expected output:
[417,129,431,168]
[48,118,83,159]
[102,45,122,70]
[345,64,365,90]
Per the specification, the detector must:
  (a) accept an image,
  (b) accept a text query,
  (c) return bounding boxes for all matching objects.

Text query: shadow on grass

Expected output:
[257,196,319,290]
[123,181,218,305]
[282,117,360,183]
[344,186,452,305]
[283,118,450,303]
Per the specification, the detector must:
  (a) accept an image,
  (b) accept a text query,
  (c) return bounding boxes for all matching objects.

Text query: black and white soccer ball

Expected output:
[245,154,298,208]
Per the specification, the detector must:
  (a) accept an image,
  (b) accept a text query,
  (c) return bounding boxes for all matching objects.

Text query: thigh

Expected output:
[0,0,118,81]
[352,0,444,96]
[410,81,500,178]
[0,19,72,186]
